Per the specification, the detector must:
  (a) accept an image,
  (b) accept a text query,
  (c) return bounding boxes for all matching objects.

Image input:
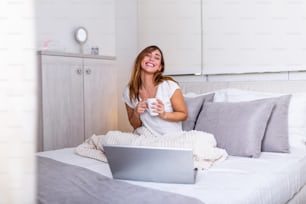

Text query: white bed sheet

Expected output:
[37,147,306,204]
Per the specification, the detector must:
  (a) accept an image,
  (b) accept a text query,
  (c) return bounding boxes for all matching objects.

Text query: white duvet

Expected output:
[75,129,228,170]
[37,146,306,204]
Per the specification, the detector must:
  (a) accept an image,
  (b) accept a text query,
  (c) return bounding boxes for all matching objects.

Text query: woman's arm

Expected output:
[157,89,188,122]
[125,101,147,129]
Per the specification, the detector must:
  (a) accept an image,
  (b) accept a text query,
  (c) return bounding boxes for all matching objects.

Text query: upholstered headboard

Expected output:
[179,80,306,94]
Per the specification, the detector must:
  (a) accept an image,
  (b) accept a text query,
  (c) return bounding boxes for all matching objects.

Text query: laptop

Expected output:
[103,144,197,184]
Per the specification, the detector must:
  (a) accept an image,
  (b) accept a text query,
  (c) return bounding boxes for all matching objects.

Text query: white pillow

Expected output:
[213,88,306,150]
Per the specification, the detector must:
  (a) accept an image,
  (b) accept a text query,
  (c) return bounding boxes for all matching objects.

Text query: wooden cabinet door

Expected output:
[41,56,85,150]
[83,58,118,139]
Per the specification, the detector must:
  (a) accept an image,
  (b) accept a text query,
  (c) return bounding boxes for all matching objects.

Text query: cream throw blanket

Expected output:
[75,128,228,170]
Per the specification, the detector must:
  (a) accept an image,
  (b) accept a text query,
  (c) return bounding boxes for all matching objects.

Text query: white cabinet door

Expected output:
[41,55,84,151]
[83,58,118,139]
[138,0,202,75]
[41,54,117,151]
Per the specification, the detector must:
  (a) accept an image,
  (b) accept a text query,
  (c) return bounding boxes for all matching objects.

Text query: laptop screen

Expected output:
[103,144,197,184]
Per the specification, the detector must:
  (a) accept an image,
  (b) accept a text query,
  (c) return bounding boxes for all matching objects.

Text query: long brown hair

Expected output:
[128,45,177,102]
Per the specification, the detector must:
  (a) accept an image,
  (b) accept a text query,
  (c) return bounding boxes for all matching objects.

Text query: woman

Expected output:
[122,45,188,137]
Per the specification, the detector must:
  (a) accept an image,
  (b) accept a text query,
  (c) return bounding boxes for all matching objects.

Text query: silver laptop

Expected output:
[103,144,197,184]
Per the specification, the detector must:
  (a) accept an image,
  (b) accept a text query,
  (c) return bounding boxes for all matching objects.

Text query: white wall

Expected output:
[136,0,306,80]
[1,1,37,203]
[115,0,138,131]
[203,0,306,75]
[138,0,202,75]
[35,0,116,56]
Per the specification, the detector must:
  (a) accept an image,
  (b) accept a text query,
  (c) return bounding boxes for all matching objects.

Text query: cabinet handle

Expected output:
[85,69,91,75]
[76,69,83,75]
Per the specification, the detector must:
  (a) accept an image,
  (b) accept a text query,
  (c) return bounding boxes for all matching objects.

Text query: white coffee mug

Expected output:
[147,98,158,116]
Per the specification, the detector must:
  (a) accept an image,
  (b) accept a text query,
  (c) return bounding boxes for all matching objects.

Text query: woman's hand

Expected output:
[144,98,165,117]
[152,99,166,118]
[156,99,165,115]
[135,100,147,114]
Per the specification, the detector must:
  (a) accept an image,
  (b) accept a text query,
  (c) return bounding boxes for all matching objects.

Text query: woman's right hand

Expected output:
[135,100,147,114]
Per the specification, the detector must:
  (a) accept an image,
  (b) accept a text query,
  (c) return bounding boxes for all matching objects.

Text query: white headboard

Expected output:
[179,80,306,94]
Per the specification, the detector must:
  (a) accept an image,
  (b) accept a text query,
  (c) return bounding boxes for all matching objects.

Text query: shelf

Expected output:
[38,50,116,60]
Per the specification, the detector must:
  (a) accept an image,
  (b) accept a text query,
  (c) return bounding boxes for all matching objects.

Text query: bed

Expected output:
[37,80,306,204]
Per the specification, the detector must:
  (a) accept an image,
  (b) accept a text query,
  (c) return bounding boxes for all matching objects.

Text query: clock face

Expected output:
[75,27,88,44]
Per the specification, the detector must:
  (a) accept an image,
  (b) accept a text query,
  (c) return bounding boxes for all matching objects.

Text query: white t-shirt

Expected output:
[122,80,183,137]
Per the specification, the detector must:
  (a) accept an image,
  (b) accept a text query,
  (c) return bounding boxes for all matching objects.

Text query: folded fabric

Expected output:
[75,127,228,170]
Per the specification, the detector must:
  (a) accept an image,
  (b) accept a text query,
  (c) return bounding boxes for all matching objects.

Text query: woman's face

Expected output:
[140,49,162,74]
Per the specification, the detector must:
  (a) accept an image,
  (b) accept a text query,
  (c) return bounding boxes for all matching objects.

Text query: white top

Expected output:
[122,80,183,137]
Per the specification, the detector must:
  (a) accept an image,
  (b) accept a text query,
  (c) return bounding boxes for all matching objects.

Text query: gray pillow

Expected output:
[182,93,215,131]
[194,100,275,157]
[261,95,291,153]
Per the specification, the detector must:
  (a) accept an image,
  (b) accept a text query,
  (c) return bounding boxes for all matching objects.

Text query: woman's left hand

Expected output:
[154,99,166,118]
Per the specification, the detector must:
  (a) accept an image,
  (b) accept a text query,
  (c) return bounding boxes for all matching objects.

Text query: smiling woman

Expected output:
[122,45,188,137]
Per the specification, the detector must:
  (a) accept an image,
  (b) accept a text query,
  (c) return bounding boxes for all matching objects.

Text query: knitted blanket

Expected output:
[75,128,228,170]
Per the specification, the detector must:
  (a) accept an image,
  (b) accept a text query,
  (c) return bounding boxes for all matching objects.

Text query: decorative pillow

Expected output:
[260,95,291,152]
[214,89,292,153]
[287,93,306,150]
[182,93,215,131]
[194,100,275,157]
